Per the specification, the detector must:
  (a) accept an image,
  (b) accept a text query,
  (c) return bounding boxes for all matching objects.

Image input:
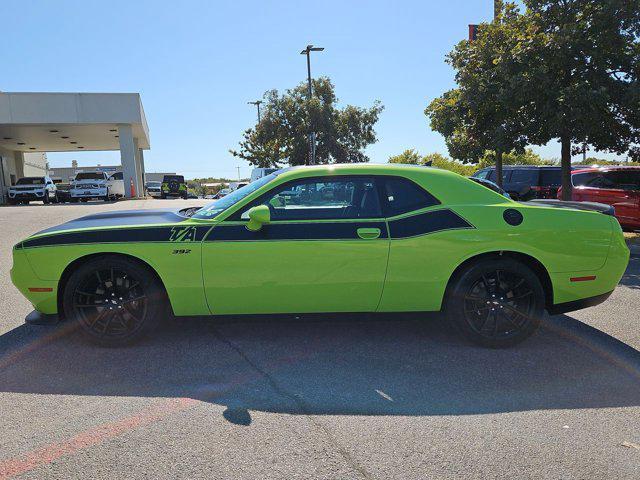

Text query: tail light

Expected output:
[531,186,555,198]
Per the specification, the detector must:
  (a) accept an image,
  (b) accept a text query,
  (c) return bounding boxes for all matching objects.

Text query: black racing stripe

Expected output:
[22,226,211,248]
[206,221,388,241]
[388,209,473,239]
[36,209,189,235]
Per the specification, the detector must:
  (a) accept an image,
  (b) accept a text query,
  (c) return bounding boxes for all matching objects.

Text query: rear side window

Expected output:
[380,177,439,217]
[110,172,123,180]
[510,169,538,183]
[474,170,490,180]
[539,169,562,186]
[164,175,185,183]
[603,171,640,190]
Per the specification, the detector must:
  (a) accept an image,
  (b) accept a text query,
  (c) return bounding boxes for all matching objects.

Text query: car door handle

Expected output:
[357,228,381,240]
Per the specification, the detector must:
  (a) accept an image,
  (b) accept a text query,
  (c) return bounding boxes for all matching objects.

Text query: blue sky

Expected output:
[3,0,623,179]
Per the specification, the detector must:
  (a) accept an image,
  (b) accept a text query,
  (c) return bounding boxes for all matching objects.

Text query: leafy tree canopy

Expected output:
[231,77,383,167]
[426,0,640,197]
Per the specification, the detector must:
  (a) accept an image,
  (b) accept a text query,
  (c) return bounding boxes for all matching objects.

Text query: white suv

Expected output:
[70,171,109,202]
[8,176,57,205]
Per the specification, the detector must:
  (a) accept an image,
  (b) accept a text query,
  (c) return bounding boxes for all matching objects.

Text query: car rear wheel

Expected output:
[444,257,544,348]
[63,256,166,346]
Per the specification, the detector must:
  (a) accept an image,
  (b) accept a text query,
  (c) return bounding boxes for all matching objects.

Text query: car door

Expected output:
[107,172,124,196]
[202,175,390,314]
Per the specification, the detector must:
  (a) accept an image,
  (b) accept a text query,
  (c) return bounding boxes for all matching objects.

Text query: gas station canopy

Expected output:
[0,92,150,197]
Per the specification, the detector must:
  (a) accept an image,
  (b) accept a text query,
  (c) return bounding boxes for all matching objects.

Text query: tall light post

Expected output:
[247,100,262,123]
[300,44,324,165]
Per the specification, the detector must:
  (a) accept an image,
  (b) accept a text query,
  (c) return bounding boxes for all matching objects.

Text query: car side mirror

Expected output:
[246,205,271,231]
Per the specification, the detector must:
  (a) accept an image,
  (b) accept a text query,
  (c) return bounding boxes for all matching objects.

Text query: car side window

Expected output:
[603,171,640,190]
[511,169,538,183]
[239,176,382,221]
[110,172,123,180]
[475,170,490,180]
[573,172,602,187]
[487,169,511,183]
[380,177,440,217]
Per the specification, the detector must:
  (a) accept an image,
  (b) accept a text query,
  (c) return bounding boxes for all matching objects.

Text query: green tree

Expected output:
[426,3,531,187]
[515,0,640,199]
[231,77,383,167]
[388,150,477,176]
[477,148,554,168]
[388,149,423,165]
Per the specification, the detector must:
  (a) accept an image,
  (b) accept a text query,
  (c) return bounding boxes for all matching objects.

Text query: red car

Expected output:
[558,166,640,231]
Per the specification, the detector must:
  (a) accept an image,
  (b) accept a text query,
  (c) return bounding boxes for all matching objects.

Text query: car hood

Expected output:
[10,184,45,189]
[36,209,191,235]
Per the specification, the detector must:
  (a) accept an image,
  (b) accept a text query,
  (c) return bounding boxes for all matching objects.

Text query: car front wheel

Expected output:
[444,257,544,348]
[63,256,166,346]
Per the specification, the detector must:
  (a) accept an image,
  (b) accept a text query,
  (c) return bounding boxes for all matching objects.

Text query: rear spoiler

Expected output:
[525,200,615,216]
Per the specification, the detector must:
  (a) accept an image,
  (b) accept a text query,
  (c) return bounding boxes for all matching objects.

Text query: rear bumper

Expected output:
[548,290,613,315]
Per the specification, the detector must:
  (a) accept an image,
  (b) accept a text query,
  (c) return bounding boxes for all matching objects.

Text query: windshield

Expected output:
[75,172,104,180]
[193,173,278,219]
[163,175,185,183]
[146,182,161,187]
[16,177,45,185]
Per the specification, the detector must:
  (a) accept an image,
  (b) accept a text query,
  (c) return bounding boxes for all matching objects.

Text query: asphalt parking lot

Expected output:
[0,200,639,479]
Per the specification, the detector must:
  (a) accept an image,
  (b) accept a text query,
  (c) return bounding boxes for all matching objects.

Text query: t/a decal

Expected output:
[169,226,198,242]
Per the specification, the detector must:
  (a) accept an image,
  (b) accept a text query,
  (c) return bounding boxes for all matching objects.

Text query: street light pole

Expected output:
[247,100,262,123]
[300,44,324,165]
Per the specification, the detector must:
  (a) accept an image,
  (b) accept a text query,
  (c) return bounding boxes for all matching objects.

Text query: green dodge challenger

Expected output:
[11,164,630,347]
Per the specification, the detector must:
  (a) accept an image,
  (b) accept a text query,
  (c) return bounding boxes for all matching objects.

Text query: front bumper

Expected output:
[71,187,107,198]
[8,190,45,200]
[148,190,162,197]
[10,247,58,314]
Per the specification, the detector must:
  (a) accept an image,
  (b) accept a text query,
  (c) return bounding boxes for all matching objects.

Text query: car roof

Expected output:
[271,163,510,206]
[480,165,561,170]
[571,165,640,174]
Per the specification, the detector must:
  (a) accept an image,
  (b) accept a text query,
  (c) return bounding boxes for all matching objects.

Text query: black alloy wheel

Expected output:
[445,258,544,348]
[63,256,165,346]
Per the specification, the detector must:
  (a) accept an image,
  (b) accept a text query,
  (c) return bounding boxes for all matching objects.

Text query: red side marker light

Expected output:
[28,287,53,292]
[570,276,596,282]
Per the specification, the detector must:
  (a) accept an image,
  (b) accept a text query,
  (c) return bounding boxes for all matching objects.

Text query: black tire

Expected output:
[161,193,166,199]
[103,195,110,202]
[71,197,79,203]
[63,256,166,346]
[43,193,50,205]
[444,257,544,348]
[8,198,17,205]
